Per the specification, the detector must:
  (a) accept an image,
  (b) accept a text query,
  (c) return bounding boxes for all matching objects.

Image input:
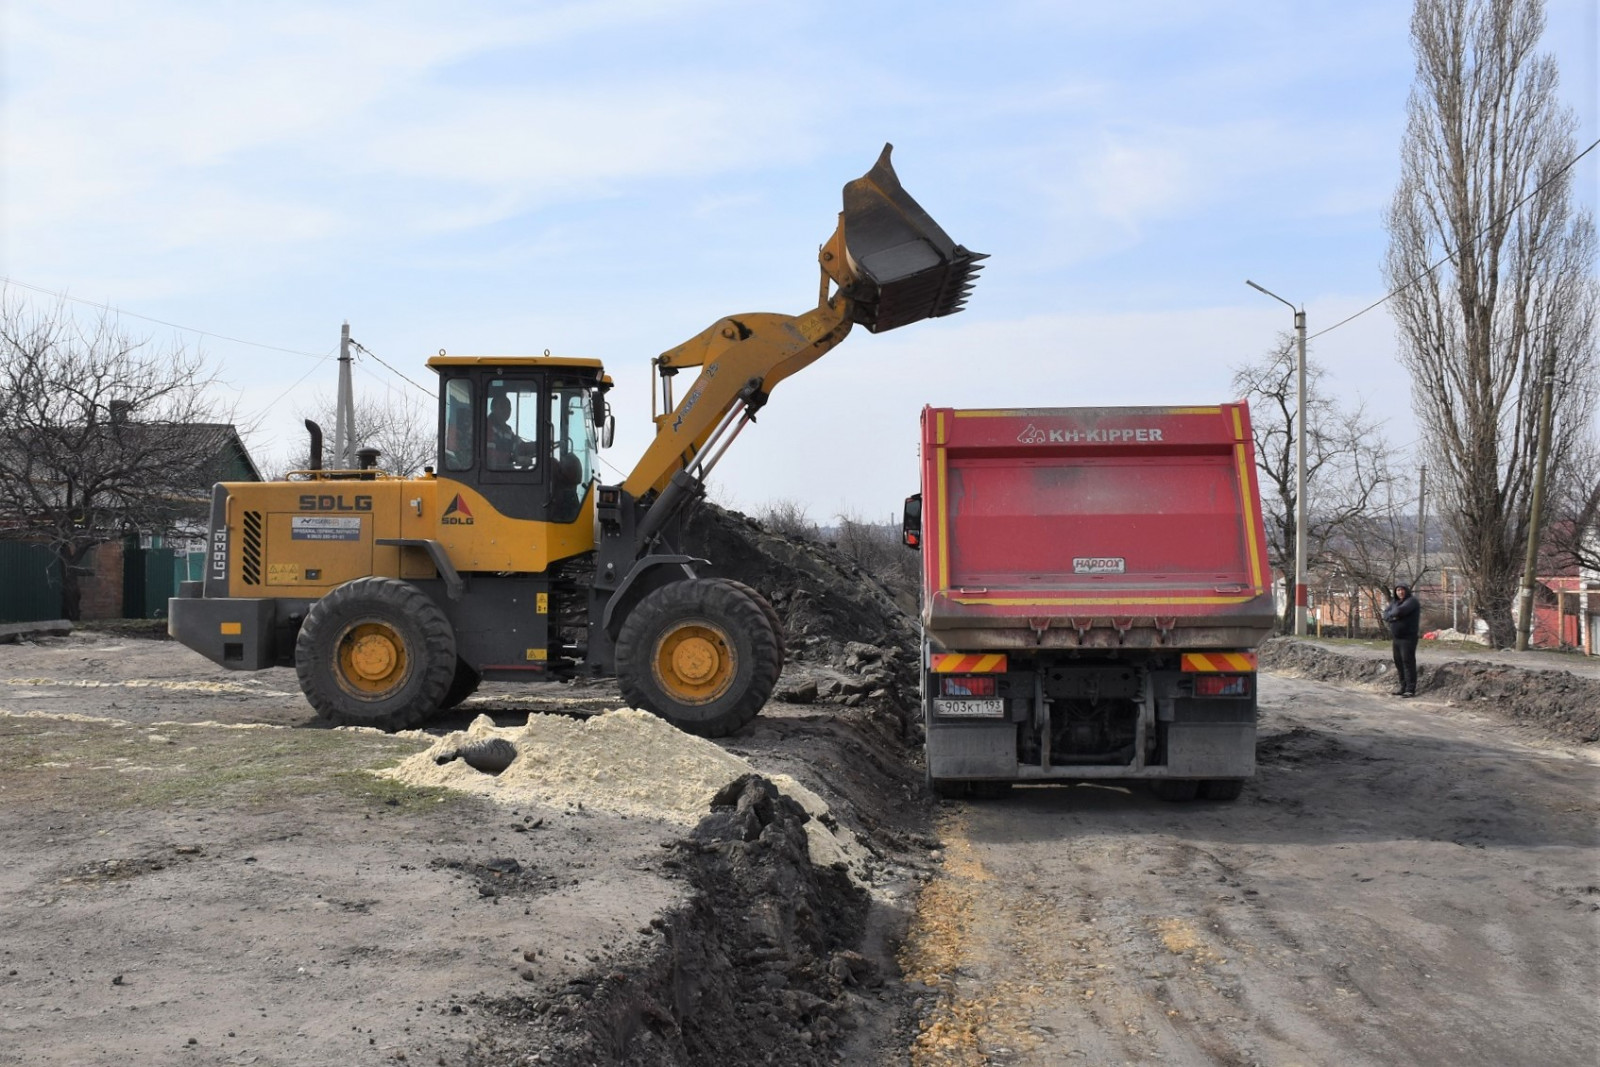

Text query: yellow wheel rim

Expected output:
[652,621,735,705]
[337,622,409,697]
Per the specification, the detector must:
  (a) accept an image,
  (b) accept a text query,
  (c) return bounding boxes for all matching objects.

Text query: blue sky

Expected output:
[4,0,1596,520]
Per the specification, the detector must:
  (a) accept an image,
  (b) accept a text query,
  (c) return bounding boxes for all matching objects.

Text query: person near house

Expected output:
[1383,583,1421,697]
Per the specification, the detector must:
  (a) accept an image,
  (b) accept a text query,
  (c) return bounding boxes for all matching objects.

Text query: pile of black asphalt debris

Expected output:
[680,503,924,738]
[468,776,883,1066]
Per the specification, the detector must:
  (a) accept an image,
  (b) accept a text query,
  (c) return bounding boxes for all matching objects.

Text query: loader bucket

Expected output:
[838,143,986,333]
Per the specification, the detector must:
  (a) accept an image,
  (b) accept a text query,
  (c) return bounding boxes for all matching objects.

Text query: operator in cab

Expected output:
[486,394,537,470]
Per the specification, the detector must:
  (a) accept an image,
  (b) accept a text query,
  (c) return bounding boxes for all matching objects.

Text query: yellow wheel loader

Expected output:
[169,146,983,736]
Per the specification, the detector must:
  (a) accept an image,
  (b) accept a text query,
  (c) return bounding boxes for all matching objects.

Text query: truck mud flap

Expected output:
[925,722,1017,778]
[840,144,986,333]
[1164,724,1256,777]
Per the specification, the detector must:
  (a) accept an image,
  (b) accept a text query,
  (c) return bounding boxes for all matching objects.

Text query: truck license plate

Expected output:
[934,698,1006,718]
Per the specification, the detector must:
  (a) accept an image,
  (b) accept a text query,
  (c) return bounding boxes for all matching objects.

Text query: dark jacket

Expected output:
[1383,593,1421,639]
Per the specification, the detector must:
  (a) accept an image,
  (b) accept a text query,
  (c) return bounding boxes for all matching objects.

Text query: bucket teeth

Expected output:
[839,144,986,333]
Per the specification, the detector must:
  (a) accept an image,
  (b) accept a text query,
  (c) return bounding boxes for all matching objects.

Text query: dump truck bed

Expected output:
[919,404,1275,650]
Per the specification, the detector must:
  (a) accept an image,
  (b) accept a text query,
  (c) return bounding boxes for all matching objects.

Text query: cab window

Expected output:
[549,383,596,522]
[485,379,542,471]
[442,379,474,473]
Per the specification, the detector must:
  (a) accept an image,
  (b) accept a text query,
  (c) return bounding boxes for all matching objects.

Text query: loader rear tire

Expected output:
[615,579,780,738]
[439,658,482,711]
[295,578,456,732]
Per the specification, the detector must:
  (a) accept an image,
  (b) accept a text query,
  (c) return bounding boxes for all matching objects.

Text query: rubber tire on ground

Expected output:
[294,577,457,732]
[453,737,518,775]
[1200,778,1246,802]
[615,578,781,738]
[715,579,786,670]
[439,658,482,711]
[1151,779,1200,802]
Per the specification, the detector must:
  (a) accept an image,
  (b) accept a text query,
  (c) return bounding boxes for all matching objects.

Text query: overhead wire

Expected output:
[1304,135,1600,343]
[0,275,330,359]
[256,345,341,414]
[346,338,435,398]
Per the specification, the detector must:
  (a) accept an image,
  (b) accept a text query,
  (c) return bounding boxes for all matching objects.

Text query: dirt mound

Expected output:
[381,711,873,878]
[1259,638,1600,744]
[467,776,877,1066]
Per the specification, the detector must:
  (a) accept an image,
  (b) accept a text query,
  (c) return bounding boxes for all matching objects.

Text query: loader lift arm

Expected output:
[621,143,985,504]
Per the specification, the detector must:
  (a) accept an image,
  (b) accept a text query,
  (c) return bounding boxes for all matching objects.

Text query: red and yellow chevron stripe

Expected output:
[929,653,1008,673]
[1181,652,1257,672]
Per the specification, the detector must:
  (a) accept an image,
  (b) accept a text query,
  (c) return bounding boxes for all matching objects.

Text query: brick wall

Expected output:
[77,541,124,620]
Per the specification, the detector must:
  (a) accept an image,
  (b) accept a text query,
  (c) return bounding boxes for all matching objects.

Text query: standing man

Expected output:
[1382,583,1421,697]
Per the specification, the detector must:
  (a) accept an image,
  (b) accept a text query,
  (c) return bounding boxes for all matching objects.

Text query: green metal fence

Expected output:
[122,541,199,619]
[0,542,64,623]
[0,540,202,622]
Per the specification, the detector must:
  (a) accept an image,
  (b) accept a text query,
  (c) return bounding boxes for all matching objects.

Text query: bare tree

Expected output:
[1546,439,1600,574]
[1386,0,1599,647]
[755,498,820,540]
[834,510,920,602]
[1233,335,1401,632]
[0,295,233,619]
[273,390,436,479]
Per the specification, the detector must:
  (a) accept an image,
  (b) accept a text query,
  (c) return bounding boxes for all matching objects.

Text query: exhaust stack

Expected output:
[305,420,324,471]
[826,143,986,333]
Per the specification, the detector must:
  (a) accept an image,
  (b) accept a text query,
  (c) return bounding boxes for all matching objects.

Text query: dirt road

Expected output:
[900,672,1600,1066]
[2,629,1596,1065]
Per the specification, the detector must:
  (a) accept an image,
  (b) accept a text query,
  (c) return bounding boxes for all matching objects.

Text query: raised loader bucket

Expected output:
[838,143,986,333]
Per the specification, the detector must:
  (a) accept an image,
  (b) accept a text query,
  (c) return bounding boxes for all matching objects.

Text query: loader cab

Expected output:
[429,355,611,526]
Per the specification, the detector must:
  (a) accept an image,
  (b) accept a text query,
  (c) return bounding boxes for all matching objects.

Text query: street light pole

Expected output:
[1247,280,1309,637]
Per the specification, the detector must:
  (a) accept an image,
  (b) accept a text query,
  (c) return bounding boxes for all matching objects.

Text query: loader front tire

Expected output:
[615,579,780,738]
[295,578,457,731]
[715,579,786,669]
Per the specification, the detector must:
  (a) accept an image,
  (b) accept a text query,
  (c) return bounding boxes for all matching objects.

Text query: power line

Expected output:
[255,345,340,415]
[0,275,329,359]
[347,339,435,398]
[1306,135,1600,343]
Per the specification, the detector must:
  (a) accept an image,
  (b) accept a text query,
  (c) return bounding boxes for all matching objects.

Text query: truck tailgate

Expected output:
[919,405,1275,649]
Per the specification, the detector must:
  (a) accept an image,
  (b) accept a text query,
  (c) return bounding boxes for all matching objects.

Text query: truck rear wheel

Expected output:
[294,578,457,731]
[1151,779,1200,802]
[615,579,780,738]
[1200,778,1245,802]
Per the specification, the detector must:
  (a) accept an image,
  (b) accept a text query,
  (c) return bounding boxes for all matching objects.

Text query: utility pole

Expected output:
[335,322,353,469]
[1414,463,1427,585]
[1515,346,1558,651]
[1247,280,1309,636]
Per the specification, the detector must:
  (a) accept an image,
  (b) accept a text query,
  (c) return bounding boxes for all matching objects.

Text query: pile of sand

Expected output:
[378,709,868,877]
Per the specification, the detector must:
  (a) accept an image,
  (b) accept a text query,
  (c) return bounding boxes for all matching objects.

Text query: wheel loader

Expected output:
[169,145,984,737]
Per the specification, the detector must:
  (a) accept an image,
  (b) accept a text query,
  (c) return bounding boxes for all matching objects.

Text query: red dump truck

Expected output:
[902,404,1275,801]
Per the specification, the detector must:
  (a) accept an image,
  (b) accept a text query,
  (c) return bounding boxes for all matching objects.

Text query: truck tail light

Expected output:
[1194,674,1251,698]
[941,675,997,698]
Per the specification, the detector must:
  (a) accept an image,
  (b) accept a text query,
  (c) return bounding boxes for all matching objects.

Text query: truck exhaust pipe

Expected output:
[826,143,986,333]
